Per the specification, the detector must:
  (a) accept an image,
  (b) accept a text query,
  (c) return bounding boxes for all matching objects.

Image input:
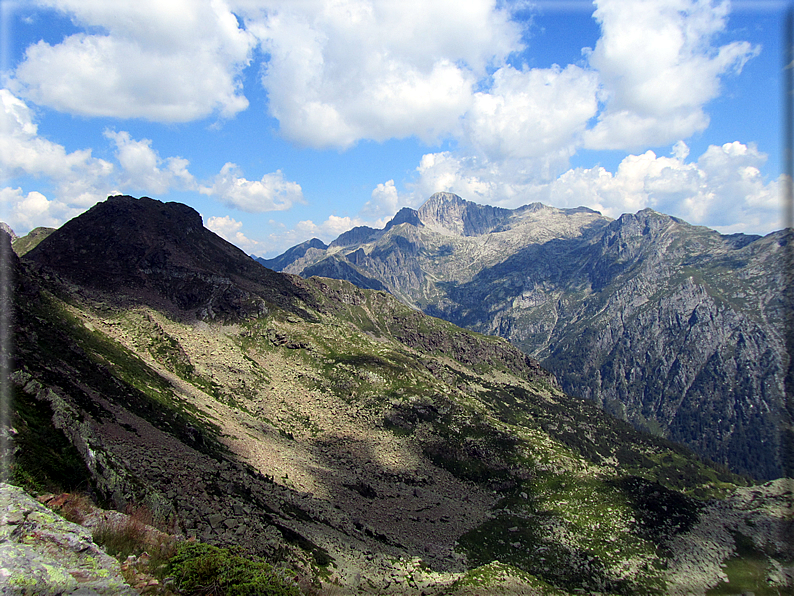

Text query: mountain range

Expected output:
[2,194,792,594]
[259,192,792,481]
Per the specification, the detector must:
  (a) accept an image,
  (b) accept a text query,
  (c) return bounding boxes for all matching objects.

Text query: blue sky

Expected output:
[0,0,788,257]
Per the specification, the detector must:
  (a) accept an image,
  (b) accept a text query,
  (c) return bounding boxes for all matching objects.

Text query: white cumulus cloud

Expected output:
[104,130,195,195]
[0,187,82,232]
[407,141,781,234]
[583,0,761,150]
[464,64,599,166]
[361,179,402,218]
[200,163,304,213]
[544,141,781,233]
[0,89,114,207]
[265,212,389,254]
[206,214,260,252]
[245,0,522,148]
[11,0,254,122]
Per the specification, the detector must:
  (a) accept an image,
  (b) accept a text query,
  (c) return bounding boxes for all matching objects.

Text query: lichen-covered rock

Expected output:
[0,483,137,595]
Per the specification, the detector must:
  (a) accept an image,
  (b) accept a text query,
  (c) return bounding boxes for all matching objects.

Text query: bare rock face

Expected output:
[265,194,788,479]
[0,483,137,595]
[0,223,17,242]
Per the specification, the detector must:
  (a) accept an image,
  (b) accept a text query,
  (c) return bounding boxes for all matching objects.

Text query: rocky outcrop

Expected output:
[0,223,17,242]
[0,483,137,595]
[417,192,511,236]
[255,237,327,272]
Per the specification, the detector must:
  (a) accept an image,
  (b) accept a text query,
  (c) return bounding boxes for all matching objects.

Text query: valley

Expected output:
[261,192,790,480]
[2,195,791,595]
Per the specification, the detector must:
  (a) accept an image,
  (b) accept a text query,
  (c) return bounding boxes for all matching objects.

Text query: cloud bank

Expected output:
[2,0,780,249]
[0,90,303,233]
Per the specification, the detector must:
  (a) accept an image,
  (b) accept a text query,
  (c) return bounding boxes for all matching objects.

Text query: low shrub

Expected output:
[167,541,302,596]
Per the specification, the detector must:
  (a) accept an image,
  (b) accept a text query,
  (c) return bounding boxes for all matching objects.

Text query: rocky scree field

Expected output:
[261,192,790,481]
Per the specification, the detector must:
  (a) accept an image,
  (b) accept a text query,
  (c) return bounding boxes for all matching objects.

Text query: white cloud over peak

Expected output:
[104,130,195,195]
[406,141,781,234]
[583,0,761,150]
[246,0,522,148]
[264,210,390,254]
[361,179,401,218]
[463,64,600,174]
[200,163,304,212]
[206,214,260,252]
[12,0,254,121]
[0,89,114,207]
[0,187,82,232]
[542,141,779,231]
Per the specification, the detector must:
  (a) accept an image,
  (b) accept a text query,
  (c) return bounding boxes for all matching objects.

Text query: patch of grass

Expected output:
[447,561,567,595]
[93,505,177,579]
[21,292,226,460]
[706,533,788,596]
[167,541,301,596]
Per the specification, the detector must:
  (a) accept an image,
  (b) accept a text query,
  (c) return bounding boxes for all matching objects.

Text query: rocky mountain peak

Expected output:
[255,237,327,271]
[0,222,17,241]
[418,192,510,236]
[384,207,423,231]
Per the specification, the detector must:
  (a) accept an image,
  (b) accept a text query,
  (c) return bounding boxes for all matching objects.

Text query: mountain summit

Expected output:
[27,195,313,319]
[262,194,789,480]
[418,192,513,236]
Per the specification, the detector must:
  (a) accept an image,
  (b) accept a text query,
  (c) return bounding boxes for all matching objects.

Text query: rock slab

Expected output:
[0,483,137,595]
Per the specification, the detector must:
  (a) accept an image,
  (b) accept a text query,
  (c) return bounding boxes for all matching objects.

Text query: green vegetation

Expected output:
[706,533,791,596]
[446,561,568,595]
[167,542,301,596]
[16,290,226,460]
[8,385,94,495]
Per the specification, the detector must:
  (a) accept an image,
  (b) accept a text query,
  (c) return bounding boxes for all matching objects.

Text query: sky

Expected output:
[0,0,789,257]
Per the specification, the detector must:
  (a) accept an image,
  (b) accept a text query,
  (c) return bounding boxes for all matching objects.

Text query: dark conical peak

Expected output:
[24,195,311,317]
[25,195,230,286]
[384,207,423,231]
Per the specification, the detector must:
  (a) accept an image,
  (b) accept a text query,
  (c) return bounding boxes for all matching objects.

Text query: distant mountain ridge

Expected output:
[263,192,790,479]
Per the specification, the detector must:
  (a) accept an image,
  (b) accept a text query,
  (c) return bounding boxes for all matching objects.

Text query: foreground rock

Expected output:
[0,483,137,595]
